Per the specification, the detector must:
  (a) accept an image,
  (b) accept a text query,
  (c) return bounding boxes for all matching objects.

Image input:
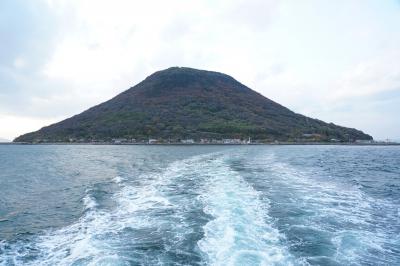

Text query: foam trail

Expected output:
[0,156,219,266]
[255,154,400,265]
[0,156,198,265]
[0,152,292,266]
[197,156,292,266]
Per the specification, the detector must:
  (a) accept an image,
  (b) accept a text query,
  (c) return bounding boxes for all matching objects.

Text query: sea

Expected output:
[0,145,399,266]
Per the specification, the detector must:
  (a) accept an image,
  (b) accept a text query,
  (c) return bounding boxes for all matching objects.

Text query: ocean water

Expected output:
[0,145,399,266]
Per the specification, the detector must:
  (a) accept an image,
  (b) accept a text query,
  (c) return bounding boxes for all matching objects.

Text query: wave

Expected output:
[254,153,400,265]
[82,190,98,210]
[0,154,212,265]
[0,157,190,265]
[112,175,123,184]
[196,156,293,266]
[0,152,296,266]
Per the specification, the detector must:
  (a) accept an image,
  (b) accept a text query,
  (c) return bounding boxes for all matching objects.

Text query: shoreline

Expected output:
[2,142,399,146]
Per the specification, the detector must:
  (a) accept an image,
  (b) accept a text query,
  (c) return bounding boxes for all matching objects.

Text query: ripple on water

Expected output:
[1,154,222,265]
[248,154,400,266]
[197,156,293,266]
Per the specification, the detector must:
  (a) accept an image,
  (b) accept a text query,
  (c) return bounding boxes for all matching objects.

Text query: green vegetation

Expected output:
[14,67,373,143]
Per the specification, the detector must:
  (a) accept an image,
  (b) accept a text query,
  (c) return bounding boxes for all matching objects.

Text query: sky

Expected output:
[0,0,399,141]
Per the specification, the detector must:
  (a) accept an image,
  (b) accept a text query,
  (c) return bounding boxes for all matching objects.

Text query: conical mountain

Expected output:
[14,67,372,143]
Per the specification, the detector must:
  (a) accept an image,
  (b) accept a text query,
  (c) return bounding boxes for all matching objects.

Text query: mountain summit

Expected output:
[14,67,372,143]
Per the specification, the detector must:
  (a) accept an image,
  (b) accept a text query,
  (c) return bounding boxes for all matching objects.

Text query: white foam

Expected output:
[32,167,182,265]
[113,176,123,184]
[0,154,215,265]
[82,191,97,210]
[258,153,398,265]
[197,156,293,266]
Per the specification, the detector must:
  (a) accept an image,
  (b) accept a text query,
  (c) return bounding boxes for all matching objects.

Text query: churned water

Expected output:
[0,145,399,265]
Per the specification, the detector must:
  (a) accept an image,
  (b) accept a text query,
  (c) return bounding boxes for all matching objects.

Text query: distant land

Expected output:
[0,138,10,142]
[14,67,373,144]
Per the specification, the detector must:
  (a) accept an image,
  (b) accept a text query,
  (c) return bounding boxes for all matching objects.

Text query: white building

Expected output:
[181,139,195,144]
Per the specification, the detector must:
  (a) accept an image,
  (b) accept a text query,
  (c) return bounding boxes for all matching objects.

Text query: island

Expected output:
[14,67,373,144]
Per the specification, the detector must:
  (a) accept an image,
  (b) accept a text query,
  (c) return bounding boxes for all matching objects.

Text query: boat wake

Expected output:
[0,152,292,266]
[243,152,400,265]
[2,148,396,266]
[197,156,292,266]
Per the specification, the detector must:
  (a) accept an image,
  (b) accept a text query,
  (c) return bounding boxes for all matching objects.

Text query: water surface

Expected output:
[0,145,399,265]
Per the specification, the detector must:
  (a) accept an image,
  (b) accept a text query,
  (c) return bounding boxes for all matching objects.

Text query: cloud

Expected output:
[0,114,58,140]
[0,0,399,139]
[220,0,279,31]
[330,52,400,101]
[0,0,77,116]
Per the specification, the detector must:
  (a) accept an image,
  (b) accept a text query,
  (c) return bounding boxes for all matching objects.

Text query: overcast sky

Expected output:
[1,0,399,140]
